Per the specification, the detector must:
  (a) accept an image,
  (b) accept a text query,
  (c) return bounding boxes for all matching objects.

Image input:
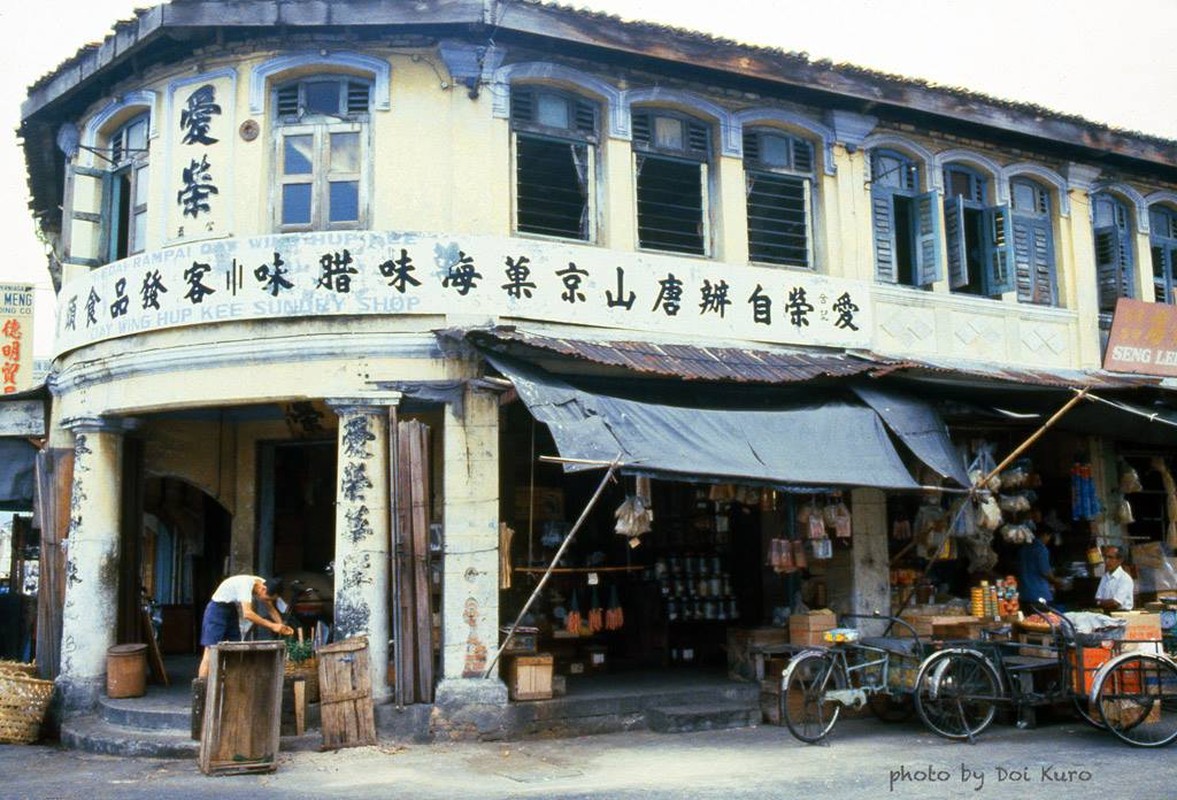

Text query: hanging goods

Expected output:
[565,589,582,635]
[587,587,604,634]
[1070,461,1102,521]
[605,584,624,631]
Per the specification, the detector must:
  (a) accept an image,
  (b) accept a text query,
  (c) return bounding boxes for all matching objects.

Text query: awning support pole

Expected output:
[483,459,620,679]
[980,387,1090,487]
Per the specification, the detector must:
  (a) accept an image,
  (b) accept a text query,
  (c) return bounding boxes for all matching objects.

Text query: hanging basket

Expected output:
[0,672,55,744]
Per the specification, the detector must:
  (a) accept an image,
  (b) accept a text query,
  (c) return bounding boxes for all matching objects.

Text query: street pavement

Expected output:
[0,713,1170,800]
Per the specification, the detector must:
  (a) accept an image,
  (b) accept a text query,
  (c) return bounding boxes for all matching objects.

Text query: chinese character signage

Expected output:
[167,75,232,246]
[0,284,35,393]
[1104,298,1177,377]
[54,232,872,356]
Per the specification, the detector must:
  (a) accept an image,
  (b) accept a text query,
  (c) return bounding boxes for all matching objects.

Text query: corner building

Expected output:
[20,0,1177,737]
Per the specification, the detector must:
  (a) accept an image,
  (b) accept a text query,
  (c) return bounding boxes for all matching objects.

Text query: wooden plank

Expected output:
[140,606,169,686]
[199,642,284,775]
[395,420,417,705]
[318,637,376,750]
[293,679,306,736]
[408,422,433,701]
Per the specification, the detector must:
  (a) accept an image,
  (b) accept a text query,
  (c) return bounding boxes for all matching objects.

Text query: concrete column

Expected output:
[435,383,506,714]
[57,417,126,711]
[849,488,890,635]
[327,395,399,704]
[1065,163,1104,369]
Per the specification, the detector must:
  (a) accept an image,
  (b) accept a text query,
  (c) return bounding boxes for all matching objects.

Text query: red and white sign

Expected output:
[1104,298,1177,377]
[0,284,34,393]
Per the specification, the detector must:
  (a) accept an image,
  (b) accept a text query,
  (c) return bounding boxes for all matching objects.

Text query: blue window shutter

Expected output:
[914,190,942,286]
[102,170,120,265]
[1032,220,1057,305]
[872,189,897,283]
[1013,217,1056,306]
[1094,225,1130,312]
[945,195,968,289]
[984,206,1015,295]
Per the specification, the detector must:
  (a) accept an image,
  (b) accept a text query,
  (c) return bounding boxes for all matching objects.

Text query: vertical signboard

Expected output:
[0,284,34,393]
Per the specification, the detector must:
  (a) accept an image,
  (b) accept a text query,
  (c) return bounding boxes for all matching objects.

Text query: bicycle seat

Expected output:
[859,636,921,657]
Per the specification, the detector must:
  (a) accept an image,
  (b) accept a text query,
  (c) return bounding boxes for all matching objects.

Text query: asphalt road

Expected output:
[0,714,1169,800]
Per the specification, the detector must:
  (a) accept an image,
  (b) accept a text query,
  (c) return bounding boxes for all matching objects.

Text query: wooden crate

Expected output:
[319,637,377,750]
[759,678,781,725]
[199,641,285,776]
[509,654,554,700]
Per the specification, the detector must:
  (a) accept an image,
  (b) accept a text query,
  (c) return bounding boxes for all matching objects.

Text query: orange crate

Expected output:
[1068,644,1112,693]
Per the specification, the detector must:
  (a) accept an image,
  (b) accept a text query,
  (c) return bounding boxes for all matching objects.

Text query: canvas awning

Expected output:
[489,355,964,491]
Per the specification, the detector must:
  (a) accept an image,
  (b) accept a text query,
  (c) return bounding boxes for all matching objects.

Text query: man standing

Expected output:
[1018,525,1061,609]
[1095,546,1135,611]
[198,575,293,678]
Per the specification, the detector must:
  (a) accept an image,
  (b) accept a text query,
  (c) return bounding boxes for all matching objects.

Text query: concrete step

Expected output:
[646,702,759,734]
[100,694,193,731]
[61,714,199,759]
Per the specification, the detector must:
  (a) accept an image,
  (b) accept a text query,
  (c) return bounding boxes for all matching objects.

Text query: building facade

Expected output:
[19,0,1177,734]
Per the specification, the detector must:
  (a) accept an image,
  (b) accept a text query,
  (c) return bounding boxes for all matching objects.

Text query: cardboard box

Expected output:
[789,610,837,631]
[508,654,554,700]
[1112,611,1162,644]
[789,629,831,647]
[898,613,974,638]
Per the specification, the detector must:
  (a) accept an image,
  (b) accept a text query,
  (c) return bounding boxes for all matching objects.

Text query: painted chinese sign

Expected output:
[1104,298,1177,377]
[54,232,872,356]
[0,284,35,393]
[167,75,232,246]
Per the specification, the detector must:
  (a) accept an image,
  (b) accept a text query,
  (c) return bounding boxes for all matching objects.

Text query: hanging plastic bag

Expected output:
[1119,463,1143,494]
[977,495,1003,531]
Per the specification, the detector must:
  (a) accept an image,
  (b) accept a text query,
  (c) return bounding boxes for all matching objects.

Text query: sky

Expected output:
[1,0,1174,357]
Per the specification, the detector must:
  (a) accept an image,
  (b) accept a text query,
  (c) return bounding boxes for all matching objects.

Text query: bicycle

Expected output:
[780,612,926,743]
[912,604,1177,747]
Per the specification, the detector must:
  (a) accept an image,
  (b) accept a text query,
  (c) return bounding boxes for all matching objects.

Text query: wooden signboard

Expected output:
[198,641,285,775]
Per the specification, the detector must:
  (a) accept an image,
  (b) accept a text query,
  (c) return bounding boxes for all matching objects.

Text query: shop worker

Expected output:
[1018,525,1061,610]
[198,575,293,678]
[1095,546,1134,612]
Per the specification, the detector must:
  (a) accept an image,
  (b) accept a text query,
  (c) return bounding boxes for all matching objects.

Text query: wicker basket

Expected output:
[284,657,319,703]
[0,661,37,678]
[0,672,55,744]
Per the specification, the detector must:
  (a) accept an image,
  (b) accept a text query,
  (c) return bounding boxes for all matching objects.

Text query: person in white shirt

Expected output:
[198,575,293,678]
[1095,546,1134,612]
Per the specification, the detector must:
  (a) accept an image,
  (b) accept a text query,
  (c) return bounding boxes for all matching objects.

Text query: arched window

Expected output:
[942,163,1013,298]
[631,107,712,255]
[272,75,372,231]
[743,127,815,268]
[103,112,151,262]
[1092,194,1135,317]
[1150,205,1177,304]
[1009,177,1057,306]
[870,149,939,287]
[510,85,599,241]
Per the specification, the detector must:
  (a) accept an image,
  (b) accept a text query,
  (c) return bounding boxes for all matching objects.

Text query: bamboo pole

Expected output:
[484,459,620,678]
[980,387,1090,486]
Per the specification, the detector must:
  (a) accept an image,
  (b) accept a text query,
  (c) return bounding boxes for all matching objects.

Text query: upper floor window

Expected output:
[1009,178,1057,306]
[1151,205,1177,304]
[1092,194,1135,316]
[510,87,598,241]
[870,149,939,287]
[273,76,371,231]
[104,113,150,262]
[942,164,1013,298]
[632,109,711,256]
[743,128,815,268]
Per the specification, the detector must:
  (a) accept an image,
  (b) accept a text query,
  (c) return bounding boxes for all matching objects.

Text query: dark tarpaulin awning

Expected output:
[489,355,954,491]
[852,384,970,486]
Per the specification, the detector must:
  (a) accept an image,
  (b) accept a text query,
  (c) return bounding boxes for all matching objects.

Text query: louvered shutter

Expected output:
[872,190,897,283]
[1094,225,1127,313]
[1012,217,1056,305]
[945,195,968,289]
[913,190,942,286]
[985,206,1015,295]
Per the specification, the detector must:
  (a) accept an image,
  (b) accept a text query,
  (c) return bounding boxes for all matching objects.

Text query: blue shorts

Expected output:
[200,601,241,647]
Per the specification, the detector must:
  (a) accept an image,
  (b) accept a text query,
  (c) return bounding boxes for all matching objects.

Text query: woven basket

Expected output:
[284,656,319,703]
[0,661,37,678]
[0,672,54,744]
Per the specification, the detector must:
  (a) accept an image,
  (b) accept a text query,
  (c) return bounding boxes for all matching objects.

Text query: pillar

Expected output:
[57,417,126,711]
[328,395,398,704]
[850,488,890,634]
[434,383,506,713]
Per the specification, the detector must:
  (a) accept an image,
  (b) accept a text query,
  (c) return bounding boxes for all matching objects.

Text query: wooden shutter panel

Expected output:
[914,190,942,286]
[1094,225,1126,312]
[985,206,1015,295]
[872,190,897,283]
[1030,221,1056,305]
[945,195,969,289]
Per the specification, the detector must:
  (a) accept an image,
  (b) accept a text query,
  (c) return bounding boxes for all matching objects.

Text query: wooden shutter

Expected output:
[1094,225,1129,313]
[871,190,897,283]
[1013,216,1056,305]
[945,195,968,289]
[984,206,1015,295]
[913,190,942,286]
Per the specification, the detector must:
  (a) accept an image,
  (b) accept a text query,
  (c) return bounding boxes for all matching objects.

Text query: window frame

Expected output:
[743,127,816,269]
[942,164,1014,297]
[870,149,940,288]
[509,85,600,243]
[271,75,372,233]
[1150,205,1177,304]
[1009,177,1058,306]
[102,112,151,263]
[1092,193,1136,316]
[631,107,712,257]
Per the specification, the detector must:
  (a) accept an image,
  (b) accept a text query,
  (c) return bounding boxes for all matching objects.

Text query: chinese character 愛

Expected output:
[179,84,221,146]
[832,292,860,331]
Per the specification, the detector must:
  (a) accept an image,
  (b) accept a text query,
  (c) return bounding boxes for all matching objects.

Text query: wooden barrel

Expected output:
[318,636,376,749]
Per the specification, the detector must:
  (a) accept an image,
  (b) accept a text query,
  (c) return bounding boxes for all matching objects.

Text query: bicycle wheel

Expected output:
[867,692,915,722]
[781,652,845,743]
[1072,695,1105,730]
[914,649,1002,741]
[1095,653,1177,747]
